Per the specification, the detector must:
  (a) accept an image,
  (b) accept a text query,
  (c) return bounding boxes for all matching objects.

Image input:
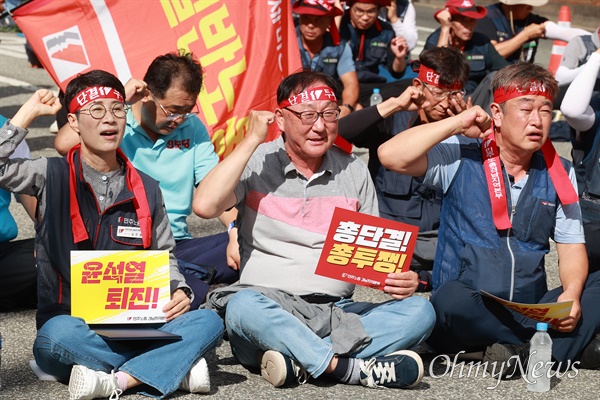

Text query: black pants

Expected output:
[0,238,37,310]
[427,271,600,364]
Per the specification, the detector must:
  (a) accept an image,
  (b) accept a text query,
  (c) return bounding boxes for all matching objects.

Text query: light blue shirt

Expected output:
[120,111,219,240]
[424,135,585,244]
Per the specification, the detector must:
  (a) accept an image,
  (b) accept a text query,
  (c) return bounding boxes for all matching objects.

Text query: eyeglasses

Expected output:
[78,103,130,119]
[150,91,199,122]
[351,6,379,17]
[284,107,340,125]
[421,82,466,102]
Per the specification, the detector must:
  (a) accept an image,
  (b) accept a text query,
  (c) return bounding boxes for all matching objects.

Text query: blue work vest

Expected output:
[296,28,347,79]
[340,13,395,83]
[434,142,567,304]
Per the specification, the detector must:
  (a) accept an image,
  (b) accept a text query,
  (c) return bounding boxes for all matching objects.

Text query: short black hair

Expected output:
[277,68,338,104]
[144,50,204,98]
[418,47,470,87]
[64,70,125,111]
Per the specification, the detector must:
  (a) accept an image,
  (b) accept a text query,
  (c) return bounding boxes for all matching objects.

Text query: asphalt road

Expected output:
[1,3,599,399]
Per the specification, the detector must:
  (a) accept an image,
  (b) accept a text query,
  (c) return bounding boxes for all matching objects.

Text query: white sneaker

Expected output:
[179,357,210,393]
[68,365,122,400]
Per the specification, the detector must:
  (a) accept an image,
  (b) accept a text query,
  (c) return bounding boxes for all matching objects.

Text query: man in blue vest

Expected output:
[293,0,359,118]
[0,73,224,398]
[339,0,412,107]
[379,63,600,375]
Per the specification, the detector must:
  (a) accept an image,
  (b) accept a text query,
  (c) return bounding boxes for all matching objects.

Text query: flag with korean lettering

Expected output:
[11,0,301,159]
[71,250,171,324]
[315,208,419,290]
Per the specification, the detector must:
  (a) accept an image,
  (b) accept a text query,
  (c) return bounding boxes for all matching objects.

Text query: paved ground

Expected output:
[1,2,600,398]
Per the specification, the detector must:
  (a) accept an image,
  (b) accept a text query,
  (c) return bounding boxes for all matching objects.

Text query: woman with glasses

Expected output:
[0,70,224,399]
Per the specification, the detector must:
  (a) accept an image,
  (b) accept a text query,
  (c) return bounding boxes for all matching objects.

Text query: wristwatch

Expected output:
[342,104,354,112]
[180,287,193,299]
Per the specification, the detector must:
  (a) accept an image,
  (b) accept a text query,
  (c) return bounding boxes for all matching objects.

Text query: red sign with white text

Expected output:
[315,208,419,290]
[12,0,301,158]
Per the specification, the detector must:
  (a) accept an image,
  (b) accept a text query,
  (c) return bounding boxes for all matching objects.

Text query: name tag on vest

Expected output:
[466,54,485,61]
[117,226,142,238]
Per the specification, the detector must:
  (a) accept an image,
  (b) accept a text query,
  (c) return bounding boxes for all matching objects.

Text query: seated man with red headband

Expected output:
[379,63,600,377]
[339,0,412,107]
[0,71,224,399]
[194,69,435,389]
[338,47,471,287]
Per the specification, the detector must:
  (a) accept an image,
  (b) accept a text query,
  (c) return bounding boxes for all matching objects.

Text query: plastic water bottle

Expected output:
[369,88,383,106]
[526,322,552,392]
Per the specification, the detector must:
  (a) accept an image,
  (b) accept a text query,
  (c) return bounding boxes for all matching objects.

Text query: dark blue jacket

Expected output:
[575,100,600,221]
[376,111,442,231]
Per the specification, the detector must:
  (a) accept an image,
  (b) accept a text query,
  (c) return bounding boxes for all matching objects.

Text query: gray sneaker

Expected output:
[359,350,424,389]
[68,365,122,400]
[259,350,309,387]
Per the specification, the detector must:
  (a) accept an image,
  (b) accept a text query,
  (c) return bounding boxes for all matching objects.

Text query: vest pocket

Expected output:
[513,198,555,245]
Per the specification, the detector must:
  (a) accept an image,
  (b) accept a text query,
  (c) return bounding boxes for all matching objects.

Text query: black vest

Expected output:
[35,153,162,328]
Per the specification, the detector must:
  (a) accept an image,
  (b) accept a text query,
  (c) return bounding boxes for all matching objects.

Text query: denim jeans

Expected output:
[33,309,223,398]
[224,289,435,378]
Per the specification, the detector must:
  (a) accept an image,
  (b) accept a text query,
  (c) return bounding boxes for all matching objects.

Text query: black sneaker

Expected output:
[260,350,309,388]
[580,334,600,370]
[483,342,530,379]
[359,350,424,389]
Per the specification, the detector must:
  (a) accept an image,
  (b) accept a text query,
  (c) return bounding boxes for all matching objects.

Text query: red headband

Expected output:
[493,82,554,104]
[417,64,462,90]
[69,86,124,113]
[278,86,337,108]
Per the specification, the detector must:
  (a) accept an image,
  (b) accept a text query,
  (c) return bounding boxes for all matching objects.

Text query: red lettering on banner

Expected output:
[102,261,126,283]
[105,287,159,310]
[82,261,103,284]
[124,261,146,284]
